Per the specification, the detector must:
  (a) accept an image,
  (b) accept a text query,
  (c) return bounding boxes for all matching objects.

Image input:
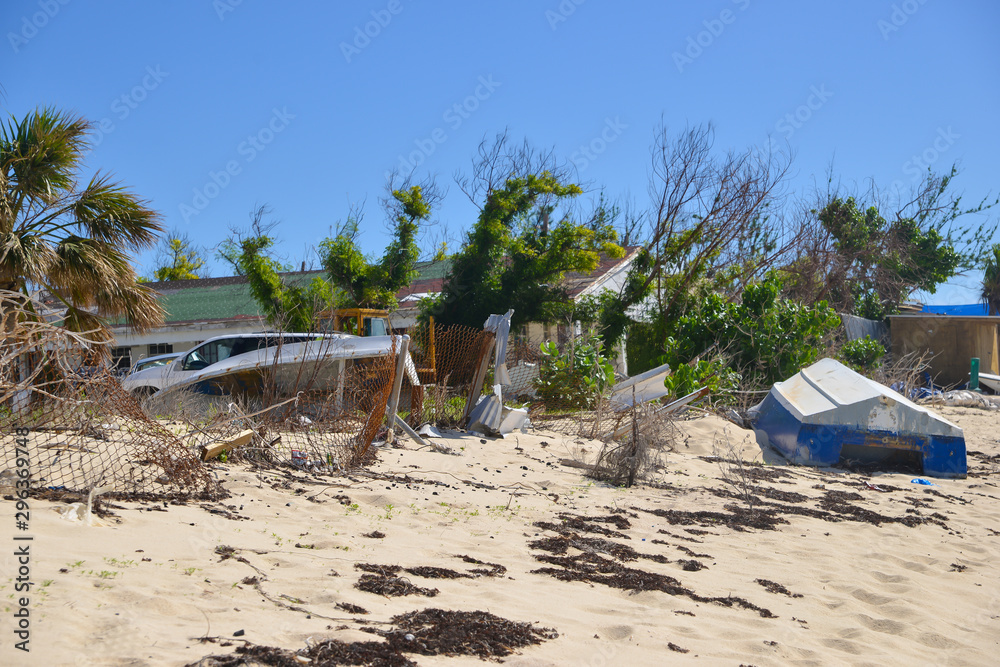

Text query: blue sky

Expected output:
[3,0,998,303]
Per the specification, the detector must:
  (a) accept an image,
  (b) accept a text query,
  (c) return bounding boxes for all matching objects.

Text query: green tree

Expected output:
[785,168,995,319]
[0,107,163,336]
[429,171,622,329]
[595,124,790,357]
[230,205,331,332]
[151,230,207,281]
[982,243,1000,316]
[320,185,430,310]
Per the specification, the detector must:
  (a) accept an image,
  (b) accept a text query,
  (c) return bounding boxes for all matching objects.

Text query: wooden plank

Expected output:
[200,429,254,461]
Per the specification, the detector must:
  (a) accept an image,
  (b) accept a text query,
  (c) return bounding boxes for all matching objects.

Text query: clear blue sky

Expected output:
[3,0,998,304]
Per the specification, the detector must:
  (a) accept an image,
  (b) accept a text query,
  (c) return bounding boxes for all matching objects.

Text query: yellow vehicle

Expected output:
[327,308,391,337]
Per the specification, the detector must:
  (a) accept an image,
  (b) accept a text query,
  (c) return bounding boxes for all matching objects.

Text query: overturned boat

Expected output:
[748,358,966,478]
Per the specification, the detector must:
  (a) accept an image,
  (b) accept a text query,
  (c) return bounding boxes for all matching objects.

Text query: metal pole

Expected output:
[385,336,410,442]
[461,334,496,427]
[971,357,980,392]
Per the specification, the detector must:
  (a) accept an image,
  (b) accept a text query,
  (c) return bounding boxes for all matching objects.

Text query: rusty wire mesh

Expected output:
[141,333,405,473]
[405,322,496,427]
[1,292,221,499]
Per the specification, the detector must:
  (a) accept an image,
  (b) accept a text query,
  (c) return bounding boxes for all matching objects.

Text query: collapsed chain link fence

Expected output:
[143,334,404,474]
[404,322,496,427]
[1,292,221,499]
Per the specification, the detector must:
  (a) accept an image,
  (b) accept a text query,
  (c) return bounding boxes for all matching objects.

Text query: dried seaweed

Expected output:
[454,554,507,577]
[403,566,472,580]
[336,602,370,615]
[355,573,438,598]
[374,608,558,658]
[755,578,804,598]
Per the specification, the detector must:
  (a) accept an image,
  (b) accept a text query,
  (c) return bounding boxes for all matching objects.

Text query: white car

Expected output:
[127,352,181,376]
[121,332,417,398]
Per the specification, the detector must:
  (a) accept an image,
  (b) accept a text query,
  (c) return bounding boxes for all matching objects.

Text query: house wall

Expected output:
[890,316,1000,387]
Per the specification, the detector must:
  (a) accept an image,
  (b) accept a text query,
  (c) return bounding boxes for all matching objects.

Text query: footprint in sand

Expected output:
[915,631,959,650]
[600,624,634,640]
[856,613,907,635]
[821,637,864,655]
[851,588,895,606]
[899,560,930,573]
[869,570,908,584]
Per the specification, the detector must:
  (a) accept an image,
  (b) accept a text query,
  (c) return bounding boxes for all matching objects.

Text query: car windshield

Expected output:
[180,335,317,371]
[136,357,174,371]
[182,338,238,371]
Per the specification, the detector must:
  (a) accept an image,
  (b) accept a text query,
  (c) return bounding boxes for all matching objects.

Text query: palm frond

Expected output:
[1,108,90,211]
[48,235,164,332]
[982,244,1000,316]
[71,172,163,250]
[0,229,56,287]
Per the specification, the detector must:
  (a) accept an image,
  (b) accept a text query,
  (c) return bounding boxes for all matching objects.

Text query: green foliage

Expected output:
[237,235,331,332]
[320,186,429,310]
[429,172,623,328]
[982,243,1000,316]
[152,232,206,281]
[534,337,615,410]
[838,335,885,371]
[806,169,996,320]
[662,358,740,399]
[660,274,840,391]
[817,196,963,319]
[0,107,163,334]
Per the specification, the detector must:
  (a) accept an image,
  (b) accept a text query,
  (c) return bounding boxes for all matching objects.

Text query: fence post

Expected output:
[385,336,410,442]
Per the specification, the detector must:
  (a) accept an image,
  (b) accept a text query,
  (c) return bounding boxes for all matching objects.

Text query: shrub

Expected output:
[839,335,885,370]
[534,337,615,410]
[660,274,841,393]
[662,358,741,399]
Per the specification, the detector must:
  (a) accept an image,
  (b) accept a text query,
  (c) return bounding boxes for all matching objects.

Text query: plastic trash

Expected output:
[910,478,936,486]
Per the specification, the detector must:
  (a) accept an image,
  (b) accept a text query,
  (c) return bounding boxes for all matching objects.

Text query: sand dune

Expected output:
[2,406,999,666]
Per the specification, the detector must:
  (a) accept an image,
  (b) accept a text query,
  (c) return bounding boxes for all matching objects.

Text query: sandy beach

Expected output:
[2,405,999,666]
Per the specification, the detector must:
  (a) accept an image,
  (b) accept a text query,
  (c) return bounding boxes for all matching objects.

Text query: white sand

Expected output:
[2,406,999,666]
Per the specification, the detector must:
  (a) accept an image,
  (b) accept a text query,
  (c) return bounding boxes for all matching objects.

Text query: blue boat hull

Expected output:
[753,389,967,478]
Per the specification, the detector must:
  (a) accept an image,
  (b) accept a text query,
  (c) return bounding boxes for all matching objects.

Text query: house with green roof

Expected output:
[111,251,640,371]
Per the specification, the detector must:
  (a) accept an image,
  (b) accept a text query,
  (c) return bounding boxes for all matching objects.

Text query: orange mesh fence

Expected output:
[404,323,496,427]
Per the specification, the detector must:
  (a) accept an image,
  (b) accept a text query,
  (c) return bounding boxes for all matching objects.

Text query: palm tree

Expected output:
[982,244,1000,316]
[0,107,164,338]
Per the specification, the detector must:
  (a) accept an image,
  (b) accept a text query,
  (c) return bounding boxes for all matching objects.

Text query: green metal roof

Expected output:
[144,261,453,324]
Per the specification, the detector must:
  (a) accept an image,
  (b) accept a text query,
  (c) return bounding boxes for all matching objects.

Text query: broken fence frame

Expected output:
[603,386,711,441]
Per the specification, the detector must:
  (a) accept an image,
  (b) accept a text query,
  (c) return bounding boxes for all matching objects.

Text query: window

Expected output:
[149,343,173,356]
[365,317,388,337]
[182,338,237,371]
[112,347,132,371]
